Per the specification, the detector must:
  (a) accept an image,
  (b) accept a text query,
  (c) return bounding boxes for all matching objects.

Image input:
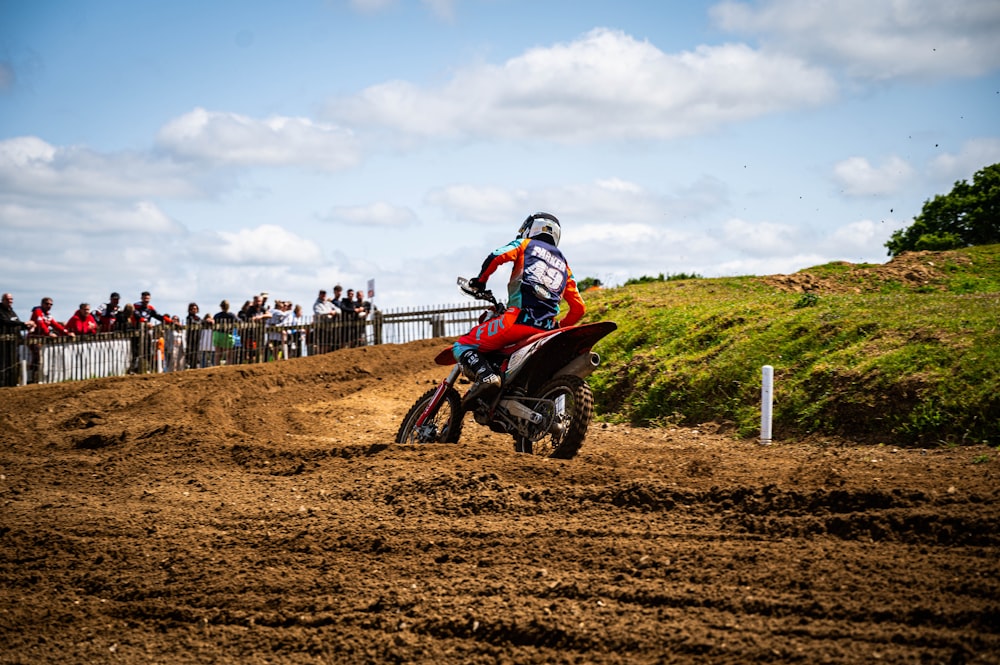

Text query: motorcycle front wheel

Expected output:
[396,386,464,444]
[514,375,593,459]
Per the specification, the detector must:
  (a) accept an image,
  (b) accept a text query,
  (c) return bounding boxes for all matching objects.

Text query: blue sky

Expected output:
[2,0,999,321]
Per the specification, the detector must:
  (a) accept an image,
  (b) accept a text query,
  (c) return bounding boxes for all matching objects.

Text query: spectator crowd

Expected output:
[1,286,375,386]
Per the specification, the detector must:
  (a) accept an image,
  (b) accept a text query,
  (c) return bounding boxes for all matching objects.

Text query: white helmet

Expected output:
[517,212,561,246]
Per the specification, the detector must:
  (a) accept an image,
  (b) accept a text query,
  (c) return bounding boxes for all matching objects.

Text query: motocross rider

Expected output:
[454,212,586,400]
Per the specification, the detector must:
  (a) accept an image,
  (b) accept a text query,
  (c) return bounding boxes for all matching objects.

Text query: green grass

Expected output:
[582,245,1000,446]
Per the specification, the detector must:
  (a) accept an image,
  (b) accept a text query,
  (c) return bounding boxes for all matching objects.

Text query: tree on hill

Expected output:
[623,272,702,286]
[576,276,603,292]
[885,162,1000,256]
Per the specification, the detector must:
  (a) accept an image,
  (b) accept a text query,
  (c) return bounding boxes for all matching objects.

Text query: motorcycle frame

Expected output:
[413,364,461,429]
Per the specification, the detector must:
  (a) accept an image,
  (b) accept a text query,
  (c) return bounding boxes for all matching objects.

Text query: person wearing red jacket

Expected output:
[453,212,585,400]
[28,297,73,383]
[65,303,99,335]
[30,298,74,338]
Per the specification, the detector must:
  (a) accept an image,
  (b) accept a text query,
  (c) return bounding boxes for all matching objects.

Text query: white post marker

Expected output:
[760,365,774,445]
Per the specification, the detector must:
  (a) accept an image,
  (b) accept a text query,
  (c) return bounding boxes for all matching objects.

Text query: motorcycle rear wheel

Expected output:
[514,375,593,459]
[396,386,464,444]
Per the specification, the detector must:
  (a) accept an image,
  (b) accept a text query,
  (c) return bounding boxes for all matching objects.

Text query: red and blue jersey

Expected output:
[476,237,585,330]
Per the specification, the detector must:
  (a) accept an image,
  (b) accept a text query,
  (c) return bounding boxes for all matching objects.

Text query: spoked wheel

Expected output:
[514,375,593,459]
[396,386,464,444]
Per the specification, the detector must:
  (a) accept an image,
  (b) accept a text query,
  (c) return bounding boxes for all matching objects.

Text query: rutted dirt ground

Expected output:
[758,249,973,294]
[1,339,998,664]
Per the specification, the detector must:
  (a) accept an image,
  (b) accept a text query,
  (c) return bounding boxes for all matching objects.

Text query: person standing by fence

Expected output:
[65,303,99,335]
[132,292,165,373]
[29,297,75,383]
[185,303,206,368]
[133,291,164,325]
[163,316,186,372]
[31,298,74,338]
[287,303,307,357]
[1,293,36,387]
[197,313,216,368]
[313,289,340,354]
[114,303,140,373]
[213,300,238,365]
[96,292,121,333]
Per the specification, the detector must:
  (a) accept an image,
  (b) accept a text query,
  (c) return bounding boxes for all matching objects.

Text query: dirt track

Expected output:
[1,339,998,664]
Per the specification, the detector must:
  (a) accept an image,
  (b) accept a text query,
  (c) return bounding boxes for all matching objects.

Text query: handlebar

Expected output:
[457,277,500,307]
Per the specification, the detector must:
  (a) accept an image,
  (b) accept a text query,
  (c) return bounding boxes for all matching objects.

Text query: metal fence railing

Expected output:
[374,303,488,344]
[1,302,488,388]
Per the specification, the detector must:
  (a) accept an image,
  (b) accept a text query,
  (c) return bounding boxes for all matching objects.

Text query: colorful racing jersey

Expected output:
[475,237,585,330]
[133,302,164,325]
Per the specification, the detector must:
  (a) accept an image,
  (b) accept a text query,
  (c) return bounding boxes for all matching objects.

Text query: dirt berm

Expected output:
[1,339,998,664]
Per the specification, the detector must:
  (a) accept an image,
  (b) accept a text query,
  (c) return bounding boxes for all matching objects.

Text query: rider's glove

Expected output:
[468,278,486,292]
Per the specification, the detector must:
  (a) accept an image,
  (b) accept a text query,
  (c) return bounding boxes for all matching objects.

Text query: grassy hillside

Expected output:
[582,244,1000,446]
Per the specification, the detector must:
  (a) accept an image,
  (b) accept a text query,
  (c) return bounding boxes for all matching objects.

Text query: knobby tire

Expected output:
[515,374,593,459]
[396,386,464,444]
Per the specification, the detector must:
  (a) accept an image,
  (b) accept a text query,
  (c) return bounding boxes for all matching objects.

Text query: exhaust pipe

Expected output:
[560,351,600,379]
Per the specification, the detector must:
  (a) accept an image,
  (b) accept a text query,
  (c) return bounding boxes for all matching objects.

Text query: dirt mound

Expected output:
[760,250,971,293]
[1,340,998,663]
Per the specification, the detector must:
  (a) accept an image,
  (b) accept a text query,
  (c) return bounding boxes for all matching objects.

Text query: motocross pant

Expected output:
[452,306,546,362]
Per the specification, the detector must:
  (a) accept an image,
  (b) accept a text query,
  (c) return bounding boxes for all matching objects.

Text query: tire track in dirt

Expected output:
[1,341,998,664]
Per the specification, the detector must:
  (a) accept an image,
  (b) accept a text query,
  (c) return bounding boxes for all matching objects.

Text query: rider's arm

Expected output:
[475,238,525,284]
[558,274,586,328]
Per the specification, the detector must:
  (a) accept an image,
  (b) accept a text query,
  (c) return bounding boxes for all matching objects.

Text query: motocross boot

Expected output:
[459,349,501,402]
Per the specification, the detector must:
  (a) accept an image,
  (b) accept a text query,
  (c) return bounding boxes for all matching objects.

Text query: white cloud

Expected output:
[712,253,832,278]
[327,28,836,142]
[571,221,664,248]
[820,219,887,255]
[190,224,325,266]
[721,217,800,256]
[712,0,1000,81]
[538,176,728,225]
[0,136,203,199]
[156,108,361,171]
[832,156,915,196]
[418,179,738,286]
[426,176,728,228]
[565,214,900,285]
[564,220,724,282]
[321,201,417,227]
[546,179,660,221]
[426,185,530,224]
[929,137,1000,182]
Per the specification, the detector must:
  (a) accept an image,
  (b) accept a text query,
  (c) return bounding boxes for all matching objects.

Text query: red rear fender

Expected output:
[435,347,458,365]
[434,321,616,366]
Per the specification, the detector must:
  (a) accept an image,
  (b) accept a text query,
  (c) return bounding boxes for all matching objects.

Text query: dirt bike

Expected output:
[395,278,617,458]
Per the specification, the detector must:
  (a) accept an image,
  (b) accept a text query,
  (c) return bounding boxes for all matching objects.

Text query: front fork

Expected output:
[414,365,461,428]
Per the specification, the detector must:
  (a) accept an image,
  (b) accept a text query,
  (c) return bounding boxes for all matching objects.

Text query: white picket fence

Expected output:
[1,302,488,387]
